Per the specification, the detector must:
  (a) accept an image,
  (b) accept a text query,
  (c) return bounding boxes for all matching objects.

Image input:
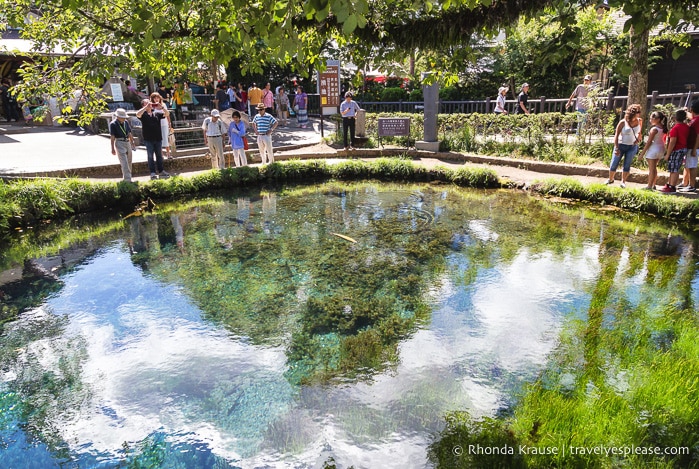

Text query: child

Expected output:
[637,111,667,190]
[227,110,248,167]
[661,109,690,193]
[680,99,699,192]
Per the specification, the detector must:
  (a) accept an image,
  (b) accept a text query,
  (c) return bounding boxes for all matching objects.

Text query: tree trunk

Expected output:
[628,25,650,117]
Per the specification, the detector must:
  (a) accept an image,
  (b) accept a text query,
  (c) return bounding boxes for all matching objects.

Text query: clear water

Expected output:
[1,182,697,468]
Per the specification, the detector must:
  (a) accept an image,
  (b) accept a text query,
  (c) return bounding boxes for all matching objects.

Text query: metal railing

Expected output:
[354,91,695,115]
[190,93,323,115]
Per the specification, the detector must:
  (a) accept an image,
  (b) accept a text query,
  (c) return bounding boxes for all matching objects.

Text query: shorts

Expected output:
[667,148,687,173]
[644,149,663,160]
[685,152,698,169]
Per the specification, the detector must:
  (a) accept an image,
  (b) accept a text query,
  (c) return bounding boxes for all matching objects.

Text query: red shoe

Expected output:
[659,184,676,193]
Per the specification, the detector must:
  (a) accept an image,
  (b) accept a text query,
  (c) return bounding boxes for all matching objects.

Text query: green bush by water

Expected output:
[0,159,498,233]
[533,178,699,222]
[4,160,699,238]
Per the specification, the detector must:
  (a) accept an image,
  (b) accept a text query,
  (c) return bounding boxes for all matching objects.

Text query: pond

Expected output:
[1,182,697,468]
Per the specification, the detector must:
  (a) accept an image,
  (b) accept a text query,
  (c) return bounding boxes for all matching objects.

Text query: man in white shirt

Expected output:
[201,109,227,169]
[340,91,361,150]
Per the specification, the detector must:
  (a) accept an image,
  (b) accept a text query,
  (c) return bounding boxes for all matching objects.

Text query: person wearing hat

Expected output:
[516,83,530,115]
[252,102,278,164]
[201,109,227,169]
[109,108,136,182]
[494,86,508,114]
[340,91,361,150]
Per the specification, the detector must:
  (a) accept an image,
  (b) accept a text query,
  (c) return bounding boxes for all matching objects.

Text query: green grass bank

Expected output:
[2,157,699,236]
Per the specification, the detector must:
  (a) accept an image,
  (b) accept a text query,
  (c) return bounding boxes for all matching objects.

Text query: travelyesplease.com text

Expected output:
[453,444,689,458]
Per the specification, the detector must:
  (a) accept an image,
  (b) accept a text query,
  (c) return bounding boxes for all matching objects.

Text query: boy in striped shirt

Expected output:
[252,103,278,164]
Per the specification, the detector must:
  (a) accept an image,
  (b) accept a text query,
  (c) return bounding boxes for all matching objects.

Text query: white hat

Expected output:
[114,108,128,119]
[584,75,592,81]
[521,83,529,89]
[211,109,220,117]
[498,86,508,93]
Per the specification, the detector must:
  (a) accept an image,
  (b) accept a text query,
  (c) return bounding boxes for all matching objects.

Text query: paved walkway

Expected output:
[0,118,334,174]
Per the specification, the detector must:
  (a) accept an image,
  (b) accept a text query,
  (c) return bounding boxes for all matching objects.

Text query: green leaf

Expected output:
[218,29,230,42]
[315,7,330,21]
[671,46,686,60]
[335,5,350,23]
[356,14,367,29]
[152,23,162,39]
[343,14,357,35]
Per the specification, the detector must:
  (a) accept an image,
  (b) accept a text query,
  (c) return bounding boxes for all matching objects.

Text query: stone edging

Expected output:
[0,146,660,185]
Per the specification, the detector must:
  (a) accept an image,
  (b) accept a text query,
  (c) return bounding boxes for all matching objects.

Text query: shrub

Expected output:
[408,89,423,102]
[380,87,407,102]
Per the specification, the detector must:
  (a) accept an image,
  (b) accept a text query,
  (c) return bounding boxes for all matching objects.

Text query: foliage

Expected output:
[2,0,570,124]
[364,110,616,164]
[0,160,499,233]
[380,87,407,102]
[534,178,699,221]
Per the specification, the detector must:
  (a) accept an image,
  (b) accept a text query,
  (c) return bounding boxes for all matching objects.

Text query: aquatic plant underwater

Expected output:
[0,182,698,468]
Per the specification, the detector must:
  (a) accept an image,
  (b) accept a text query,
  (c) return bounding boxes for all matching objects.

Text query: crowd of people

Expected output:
[493,76,698,194]
[210,81,310,129]
[605,100,699,194]
[108,76,697,194]
[109,79,326,181]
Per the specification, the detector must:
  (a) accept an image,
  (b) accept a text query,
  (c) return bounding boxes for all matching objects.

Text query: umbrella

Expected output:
[219,108,250,128]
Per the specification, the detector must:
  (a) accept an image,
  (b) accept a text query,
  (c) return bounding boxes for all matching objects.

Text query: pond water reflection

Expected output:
[0,183,697,468]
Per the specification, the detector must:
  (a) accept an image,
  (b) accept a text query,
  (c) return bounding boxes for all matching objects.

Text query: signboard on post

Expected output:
[110,83,124,102]
[377,117,411,148]
[318,60,341,116]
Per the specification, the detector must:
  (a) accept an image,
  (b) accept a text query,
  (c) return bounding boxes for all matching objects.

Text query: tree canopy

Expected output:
[2,0,698,119]
[1,0,568,118]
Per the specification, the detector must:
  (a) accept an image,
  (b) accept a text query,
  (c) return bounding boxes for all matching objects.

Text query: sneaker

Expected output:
[642,186,655,191]
[604,180,614,185]
[659,184,676,193]
[620,183,626,188]
[679,186,696,192]
[150,173,158,180]
[676,183,687,189]
[159,171,171,179]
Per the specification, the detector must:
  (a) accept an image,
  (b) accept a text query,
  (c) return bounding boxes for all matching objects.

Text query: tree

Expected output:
[1,0,563,123]
[605,0,699,116]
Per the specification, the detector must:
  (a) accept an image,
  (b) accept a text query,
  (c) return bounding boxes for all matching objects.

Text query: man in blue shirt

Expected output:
[252,103,278,164]
[340,91,361,150]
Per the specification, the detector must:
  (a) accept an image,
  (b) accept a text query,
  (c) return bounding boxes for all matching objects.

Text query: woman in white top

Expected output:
[606,103,642,188]
[637,111,668,190]
[494,87,508,114]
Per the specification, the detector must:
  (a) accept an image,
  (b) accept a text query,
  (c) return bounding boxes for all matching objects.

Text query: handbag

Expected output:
[242,136,249,150]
